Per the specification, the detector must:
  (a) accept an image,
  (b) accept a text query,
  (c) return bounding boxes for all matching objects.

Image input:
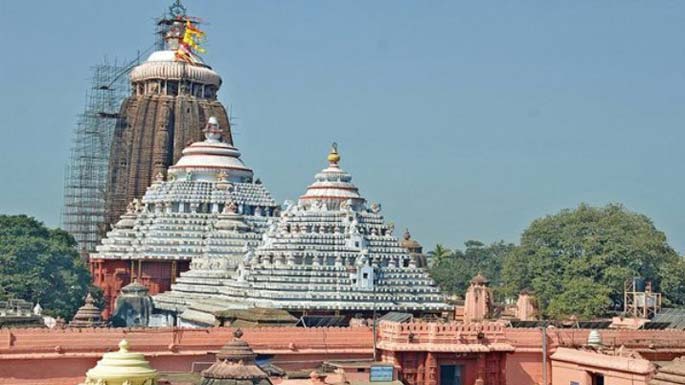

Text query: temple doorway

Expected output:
[590,372,605,385]
[439,365,463,385]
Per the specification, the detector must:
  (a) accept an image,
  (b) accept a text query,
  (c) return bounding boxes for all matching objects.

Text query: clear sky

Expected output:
[1,1,684,253]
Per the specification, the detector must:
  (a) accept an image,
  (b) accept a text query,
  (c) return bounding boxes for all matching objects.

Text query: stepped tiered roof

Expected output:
[92,117,279,269]
[154,144,451,320]
[70,293,105,328]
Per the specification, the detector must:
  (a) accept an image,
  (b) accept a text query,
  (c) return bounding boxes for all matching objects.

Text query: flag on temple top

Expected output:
[182,20,206,54]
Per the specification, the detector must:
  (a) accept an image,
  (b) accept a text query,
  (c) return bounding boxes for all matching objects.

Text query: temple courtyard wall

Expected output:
[0,326,373,385]
[2,323,685,384]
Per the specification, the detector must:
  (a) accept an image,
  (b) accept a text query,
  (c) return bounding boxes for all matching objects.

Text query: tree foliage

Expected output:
[502,203,683,319]
[430,240,515,300]
[0,215,93,319]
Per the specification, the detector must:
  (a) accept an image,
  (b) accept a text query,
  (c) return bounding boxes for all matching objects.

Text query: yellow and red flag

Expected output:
[175,19,207,64]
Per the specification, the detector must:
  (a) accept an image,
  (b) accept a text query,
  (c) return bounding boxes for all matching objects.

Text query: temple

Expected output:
[91,117,279,317]
[153,144,451,325]
[104,2,232,235]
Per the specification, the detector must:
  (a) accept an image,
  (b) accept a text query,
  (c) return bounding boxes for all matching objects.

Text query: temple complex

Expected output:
[91,117,279,317]
[104,2,232,235]
[153,144,451,325]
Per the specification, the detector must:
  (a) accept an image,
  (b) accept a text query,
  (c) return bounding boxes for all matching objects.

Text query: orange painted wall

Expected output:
[505,352,545,385]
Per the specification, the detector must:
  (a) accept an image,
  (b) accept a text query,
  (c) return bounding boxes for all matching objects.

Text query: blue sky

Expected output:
[1,1,684,253]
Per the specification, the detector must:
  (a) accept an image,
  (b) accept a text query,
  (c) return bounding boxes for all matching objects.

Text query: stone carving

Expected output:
[224,200,238,214]
[216,170,229,181]
[154,171,165,183]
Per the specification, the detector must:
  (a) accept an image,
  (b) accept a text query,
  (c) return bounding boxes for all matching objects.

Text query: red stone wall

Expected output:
[90,258,190,318]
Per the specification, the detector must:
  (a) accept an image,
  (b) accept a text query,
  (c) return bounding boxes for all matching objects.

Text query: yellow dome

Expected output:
[327,143,340,164]
[81,339,157,385]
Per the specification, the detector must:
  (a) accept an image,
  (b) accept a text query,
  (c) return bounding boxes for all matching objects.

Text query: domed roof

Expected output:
[168,117,253,182]
[130,50,222,86]
[299,143,364,209]
[201,329,272,385]
[82,340,157,385]
[470,273,490,285]
[120,280,150,296]
[400,229,422,250]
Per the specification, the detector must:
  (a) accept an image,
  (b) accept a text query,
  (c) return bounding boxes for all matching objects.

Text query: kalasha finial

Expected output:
[118,339,130,353]
[403,228,411,240]
[204,116,222,141]
[233,328,244,339]
[327,142,340,165]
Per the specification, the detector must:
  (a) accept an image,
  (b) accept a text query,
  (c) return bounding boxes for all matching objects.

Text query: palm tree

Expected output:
[428,244,453,266]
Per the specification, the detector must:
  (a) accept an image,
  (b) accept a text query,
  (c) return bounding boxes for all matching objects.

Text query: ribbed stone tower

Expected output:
[104,3,232,233]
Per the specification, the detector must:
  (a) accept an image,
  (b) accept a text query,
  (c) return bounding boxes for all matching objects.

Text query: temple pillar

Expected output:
[424,352,437,385]
[476,354,486,385]
[171,261,177,284]
[130,260,135,283]
[416,352,426,385]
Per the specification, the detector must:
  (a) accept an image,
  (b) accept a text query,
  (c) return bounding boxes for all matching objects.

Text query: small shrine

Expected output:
[399,229,428,268]
[463,273,492,323]
[111,281,153,327]
[70,293,105,328]
[200,329,272,385]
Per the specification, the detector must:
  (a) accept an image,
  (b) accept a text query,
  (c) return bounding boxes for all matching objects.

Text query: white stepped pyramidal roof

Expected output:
[92,117,280,266]
[154,144,451,316]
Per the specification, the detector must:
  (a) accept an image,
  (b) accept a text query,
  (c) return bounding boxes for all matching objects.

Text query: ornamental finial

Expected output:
[327,142,340,165]
[204,116,222,142]
[169,0,187,17]
[118,339,130,353]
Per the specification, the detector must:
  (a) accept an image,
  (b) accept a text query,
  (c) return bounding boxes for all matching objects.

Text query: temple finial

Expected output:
[327,142,340,165]
[118,339,130,353]
[169,0,187,17]
[204,116,222,142]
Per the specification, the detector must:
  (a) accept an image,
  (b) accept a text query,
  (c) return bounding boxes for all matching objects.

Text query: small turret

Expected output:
[463,273,492,323]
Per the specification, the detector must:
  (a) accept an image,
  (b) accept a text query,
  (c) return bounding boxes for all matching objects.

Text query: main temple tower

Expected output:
[104,1,232,234]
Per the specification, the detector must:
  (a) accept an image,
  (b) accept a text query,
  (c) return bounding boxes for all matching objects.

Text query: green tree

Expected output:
[0,215,93,319]
[428,244,453,265]
[502,203,681,318]
[430,240,515,299]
